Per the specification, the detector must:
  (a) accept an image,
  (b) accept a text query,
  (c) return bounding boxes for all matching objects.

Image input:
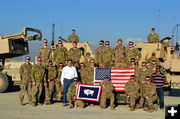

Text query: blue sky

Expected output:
[0,0,180,46]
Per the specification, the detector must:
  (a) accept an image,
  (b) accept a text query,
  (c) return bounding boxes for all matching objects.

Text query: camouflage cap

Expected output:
[152,52,156,56]
[86,52,90,56]
[72,29,75,31]
[152,28,155,30]
[73,77,78,81]
[117,38,122,42]
[104,75,109,79]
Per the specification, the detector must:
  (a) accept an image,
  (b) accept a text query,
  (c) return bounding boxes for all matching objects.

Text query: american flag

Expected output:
[94,68,134,92]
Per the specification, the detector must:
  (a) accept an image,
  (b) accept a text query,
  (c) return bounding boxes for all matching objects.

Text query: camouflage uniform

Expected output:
[67,34,79,43]
[84,57,95,68]
[124,81,140,109]
[128,65,140,79]
[138,68,153,106]
[142,82,157,111]
[78,68,88,84]
[19,63,33,104]
[67,83,84,108]
[100,81,114,109]
[83,66,94,85]
[56,68,63,94]
[112,45,126,68]
[147,33,159,43]
[100,47,113,68]
[31,64,46,105]
[53,47,68,65]
[68,48,81,68]
[38,46,51,66]
[46,67,57,103]
[125,48,141,65]
[95,47,104,66]
[146,57,160,65]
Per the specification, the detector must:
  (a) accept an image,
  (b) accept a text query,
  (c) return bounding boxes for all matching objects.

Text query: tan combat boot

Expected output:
[68,104,73,109]
[130,106,135,111]
[20,100,23,106]
[143,107,149,111]
[110,105,114,110]
[57,92,62,99]
[74,101,78,108]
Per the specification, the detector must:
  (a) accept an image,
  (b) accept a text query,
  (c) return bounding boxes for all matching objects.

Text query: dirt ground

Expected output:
[0,86,180,119]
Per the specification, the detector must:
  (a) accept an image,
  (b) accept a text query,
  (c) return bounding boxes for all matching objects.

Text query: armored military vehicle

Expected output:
[0,27,42,92]
[134,37,180,95]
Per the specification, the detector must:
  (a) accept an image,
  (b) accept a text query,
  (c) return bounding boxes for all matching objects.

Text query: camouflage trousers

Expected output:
[100,93,114,108]
[19,81,32,103]
[127,94,139,107]
[32,83,43,104]
[144,95,157,110]
[139,84,144,106]
[67,93,84,108]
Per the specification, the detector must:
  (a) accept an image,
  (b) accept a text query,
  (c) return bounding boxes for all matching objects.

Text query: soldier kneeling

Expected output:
[125,75,140,111]
[67,77,84,109]
[142,76,158,113]
[100,75,114,110]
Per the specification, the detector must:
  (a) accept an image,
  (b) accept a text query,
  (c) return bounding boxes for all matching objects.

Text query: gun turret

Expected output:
[59,36,67,43]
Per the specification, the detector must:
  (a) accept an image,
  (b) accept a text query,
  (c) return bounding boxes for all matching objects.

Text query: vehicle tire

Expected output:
[0,73,9,93]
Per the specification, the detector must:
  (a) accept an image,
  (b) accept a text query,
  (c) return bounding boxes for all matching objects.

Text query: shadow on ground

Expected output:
[6,85,20,93]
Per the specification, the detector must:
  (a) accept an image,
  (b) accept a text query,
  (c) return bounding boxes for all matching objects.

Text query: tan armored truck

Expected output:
[0,28,42,93]
[134,37,180,94]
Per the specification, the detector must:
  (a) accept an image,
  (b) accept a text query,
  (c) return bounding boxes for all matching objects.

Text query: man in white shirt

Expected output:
[61,59,78,106]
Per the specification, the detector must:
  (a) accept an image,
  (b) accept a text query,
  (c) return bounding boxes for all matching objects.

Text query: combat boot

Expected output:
[28,100,32,105]
[143,107,149,111]
[57,92,62,99]
[110,105,114,110]
[153,104,158,111]
[68,104,73,109]
[139,103,143,108]
[130,106,135,111]
[135,104,140,109]
[74,101,78,108]
[20,100,23,106]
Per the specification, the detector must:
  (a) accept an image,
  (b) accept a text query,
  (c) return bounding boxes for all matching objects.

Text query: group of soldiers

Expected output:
[19,28,163,112]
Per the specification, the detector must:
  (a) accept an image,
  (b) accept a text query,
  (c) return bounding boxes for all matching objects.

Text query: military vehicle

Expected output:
[0,27,42,93]
[134,37,180,95]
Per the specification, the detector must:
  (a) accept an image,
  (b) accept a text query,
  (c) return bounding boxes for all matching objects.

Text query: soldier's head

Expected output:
[152,52,156,57]
[117,39,122,46]
[73,77,78,84]
[58,63,63,69]
[105,41,110,48]
[156,65,161,73]
[130,75,135,82]
[80,62,85,69]
[48,61,53,67]
[86,52,90,58]
[73,42,77,48]
[142,62,147,69]
[58,40,63,47]
[43,39,48,46]
[37,57,42,65]
[72,29,75,34]
[129,41,134,48]
[151,28,155,33]
[99,40,104,47]
[131,58,136,65]
[25,56,31,63]
[145,76,151,84]
[90,59,95,67]
[104,75,109,82]
[152,60,157,67]
[67,59,72,67]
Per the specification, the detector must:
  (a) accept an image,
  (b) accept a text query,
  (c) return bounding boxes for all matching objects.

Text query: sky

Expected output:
[0,0,180,48]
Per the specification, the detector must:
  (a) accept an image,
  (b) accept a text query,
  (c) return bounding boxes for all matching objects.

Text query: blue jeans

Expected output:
[156,88,164,109]
[63,79,73,104]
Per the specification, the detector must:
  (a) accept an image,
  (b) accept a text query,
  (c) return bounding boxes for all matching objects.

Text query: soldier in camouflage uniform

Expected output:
[148,60,157,73]
[100,75,114,110]
[67,77,84,109]
[46,61,57,104]
[78,62,87,84]
[125,41,141,66]
[138,62,153,107]
[19,56,33,105]
[56,63,64,99]
[99,41,113,68]
[146,52,160,66]
[95,40,104,67]
[84,52,95,68]
[53,40,68,65]
[112,39,126,68]
[31,57,47,106]
[125,75,140,111]
[67,29,79,43]
[68,42,81,68]
[37,39,51,66]
[142,76,157,112]
[128,58,139,79]
[147,28,159,43]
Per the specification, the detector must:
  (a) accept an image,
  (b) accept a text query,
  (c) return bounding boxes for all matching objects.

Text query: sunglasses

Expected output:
[131,61,135,62]
[90,62,94,63]
[130,78,135,79]
[142,65,146,66]
[129,44,133,45]
[38,60,41,61]
[26,59,30,60]
[43,42,47,43]
[105,44,109,45]
[58,43,62,44]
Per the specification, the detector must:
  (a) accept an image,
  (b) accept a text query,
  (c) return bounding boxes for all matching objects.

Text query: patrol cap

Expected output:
[152,28,155,30]
[86,52,90,56]
[104,75,109,79]
[73,77,78,81]
[72,29,75,32]
[130,75,135,79]
[145,76,151,81]
[152,52,156,56]
[117,38,122,42]
[131,58,135,62]
[100,40,104,43]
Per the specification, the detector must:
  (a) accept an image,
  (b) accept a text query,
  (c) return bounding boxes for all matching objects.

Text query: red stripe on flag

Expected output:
[111,78,130,80]
[111,75,131,77]
[111,68,134,70]
[114,86,125,88]
[111,72,134,73]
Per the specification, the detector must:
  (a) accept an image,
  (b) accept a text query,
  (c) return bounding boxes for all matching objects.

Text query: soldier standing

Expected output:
[146,52,160,65]
[112,39,126,68]
[84,52,95,67]
[68,42,81,68]
[56,63,64,99]
[31,57,46,106]
[128,58,139,79]
[37,39,51,66]
[147,28,159,43]
[148,60,157,73]
[125,41,141,65]
[67,77,84,109]
[95,40,104,66]
[99,41,113,68]
[19,56,33,105]
[53,40,68,65]
[100,75,114,110]
[67,29,79,43]
[46,61,57,104]
[142,76,157,112]
[78,62,87,84]
[124,75,140,111]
